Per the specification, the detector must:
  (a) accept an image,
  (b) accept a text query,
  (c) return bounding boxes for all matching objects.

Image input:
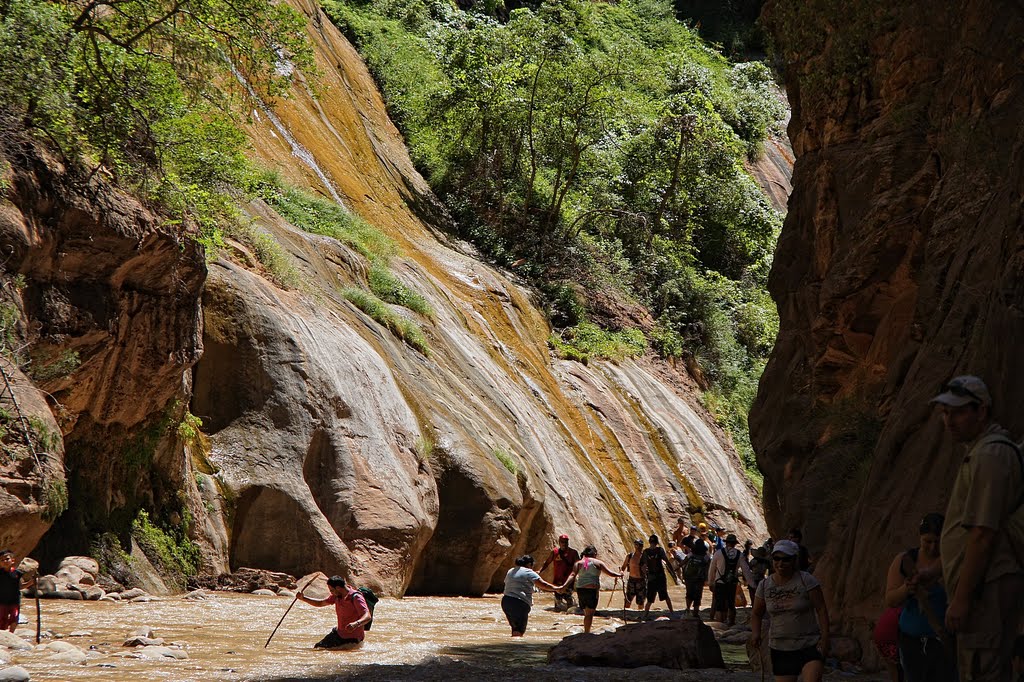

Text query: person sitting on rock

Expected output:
[297,575,372,649]
[501,554,562,637]
[620,539,646,610]
[641,534,678,620]
[0,550,34,633]
[539,534,579,612]
[559,545,622,633]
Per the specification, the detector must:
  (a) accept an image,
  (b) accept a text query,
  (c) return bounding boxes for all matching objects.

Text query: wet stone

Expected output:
[0,666,30,681]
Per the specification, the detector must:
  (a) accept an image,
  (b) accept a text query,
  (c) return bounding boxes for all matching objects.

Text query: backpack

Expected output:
[683,553,709,581]
[718,549,740,585]
[356,586,379,630]
[982,434,1024,566]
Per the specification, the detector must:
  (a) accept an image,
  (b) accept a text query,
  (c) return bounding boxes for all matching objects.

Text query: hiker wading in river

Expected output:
[297,575,372,649]
[559,545,623,633]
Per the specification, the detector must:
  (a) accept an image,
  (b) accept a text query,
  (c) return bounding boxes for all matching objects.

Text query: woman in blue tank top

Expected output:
[558,545,623,633]
[883,513,955,682]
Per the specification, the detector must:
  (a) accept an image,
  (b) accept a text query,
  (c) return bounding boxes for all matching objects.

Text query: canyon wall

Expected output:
[754,0,1024,655]
[3,0,769,592]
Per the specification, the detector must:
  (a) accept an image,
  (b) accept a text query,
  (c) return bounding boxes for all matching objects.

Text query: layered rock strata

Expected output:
[754,0,1024,655]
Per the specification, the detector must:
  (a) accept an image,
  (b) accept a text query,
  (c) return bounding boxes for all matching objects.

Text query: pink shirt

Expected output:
[327,589,370,641]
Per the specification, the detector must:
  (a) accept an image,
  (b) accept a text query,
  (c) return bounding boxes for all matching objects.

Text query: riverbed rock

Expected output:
[137,646,188,660]
[15,559,37,577]
[119,589,149,600]
[130,627,156,639]
[251,589,276,596]
[183,589,209,600]
[46,590,82,600]
[0,666,30,681]
[57,557,99,578]
[123,637,164,647]
[34,576,56,595]
[80,586,105,601]
[547,618,724,669]
[0,633,31,651]
[130,595,152,603]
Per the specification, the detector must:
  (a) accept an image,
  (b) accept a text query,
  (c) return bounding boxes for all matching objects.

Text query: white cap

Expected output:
[930,375,991,407]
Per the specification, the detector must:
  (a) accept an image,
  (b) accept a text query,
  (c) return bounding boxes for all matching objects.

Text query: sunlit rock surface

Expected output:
[193,0,766,594]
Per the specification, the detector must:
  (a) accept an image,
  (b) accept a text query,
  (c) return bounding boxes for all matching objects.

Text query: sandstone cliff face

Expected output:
[754,0,1024,652]
[0,134,206,565]
[187,0,766,594]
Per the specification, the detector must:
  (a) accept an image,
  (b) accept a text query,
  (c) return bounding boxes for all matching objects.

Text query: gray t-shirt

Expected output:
[755,571,821,651]
[503,567,541,606]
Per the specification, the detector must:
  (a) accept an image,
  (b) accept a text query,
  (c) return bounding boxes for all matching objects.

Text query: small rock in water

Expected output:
[119,589,148,600]
[138,646,188,660]
[46,650,88,664]
[277,589,295,598]
[37,641,84,654]
[130,595,152,603]
[131,627,156,639]
[0,632,32,651]
[0,666,30,681]
[251,589,276,596]
[183,589,208,600]
[105,592,122,601]
[68,631,92,637]
[123,637,165,647]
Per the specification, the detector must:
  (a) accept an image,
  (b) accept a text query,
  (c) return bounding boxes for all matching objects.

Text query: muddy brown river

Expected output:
[3,585,885,681]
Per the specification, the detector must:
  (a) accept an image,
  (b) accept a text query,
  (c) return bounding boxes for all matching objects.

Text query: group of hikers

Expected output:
[1,375,1021,682]
[498,375,1024,682]
[869,375,1024,682]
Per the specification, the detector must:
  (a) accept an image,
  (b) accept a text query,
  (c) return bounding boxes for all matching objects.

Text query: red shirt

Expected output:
[326,589,370,642]
[551,547,580,583]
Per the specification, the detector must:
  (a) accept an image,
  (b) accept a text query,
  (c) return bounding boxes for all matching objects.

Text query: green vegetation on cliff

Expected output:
[324,0,783,481]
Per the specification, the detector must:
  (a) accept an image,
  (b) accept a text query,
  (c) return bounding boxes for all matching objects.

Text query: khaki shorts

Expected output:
[957,573,1024,682]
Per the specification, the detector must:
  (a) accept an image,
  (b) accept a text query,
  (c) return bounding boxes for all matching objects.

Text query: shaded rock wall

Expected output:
[0,133,206,566]
[755,0,1024,652]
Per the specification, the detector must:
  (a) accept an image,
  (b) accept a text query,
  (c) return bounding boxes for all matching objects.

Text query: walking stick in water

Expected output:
[34,591,41,644]
[604,577,618,608]
[265,573,324,648]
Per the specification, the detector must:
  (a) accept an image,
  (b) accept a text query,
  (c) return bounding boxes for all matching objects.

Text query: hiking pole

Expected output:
[34,590,41,644]
[265,573,324,648]
[605,577,618,608]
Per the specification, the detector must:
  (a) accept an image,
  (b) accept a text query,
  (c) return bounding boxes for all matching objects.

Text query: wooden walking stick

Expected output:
[604,577,618,608]
[265,573,324,648]
[34,591,41,644]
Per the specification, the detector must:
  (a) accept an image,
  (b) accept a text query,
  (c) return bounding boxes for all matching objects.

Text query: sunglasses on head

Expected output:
[942,383,982,403]
[771,555,795,562]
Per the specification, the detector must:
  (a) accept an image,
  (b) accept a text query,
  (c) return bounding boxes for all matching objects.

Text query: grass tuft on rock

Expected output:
[342,287,429,355]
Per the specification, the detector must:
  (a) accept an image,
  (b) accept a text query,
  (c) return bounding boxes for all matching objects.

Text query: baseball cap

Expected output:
[772,540,799,556]
[930,375,991,407]
[558,534,569,541]
[697,522,708,532]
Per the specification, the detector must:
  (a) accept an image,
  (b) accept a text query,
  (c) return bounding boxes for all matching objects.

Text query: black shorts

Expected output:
[314,627,361,649]
[770,646,823,676]
[501,595,531,633]
[645,573,668,602]
[576,587,599,610]
[712,580,737,611]
[684,578,703,602]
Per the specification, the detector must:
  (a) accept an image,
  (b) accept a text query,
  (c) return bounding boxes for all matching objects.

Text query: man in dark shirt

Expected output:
[0,550,33,633]
[641,535,678,620]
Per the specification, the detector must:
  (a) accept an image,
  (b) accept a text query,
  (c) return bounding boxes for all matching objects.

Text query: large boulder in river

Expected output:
[547,618,725,670]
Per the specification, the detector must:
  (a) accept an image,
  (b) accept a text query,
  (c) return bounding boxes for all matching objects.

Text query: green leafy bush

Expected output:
[342,287,430,355]
[132,509,201,580]
[368,264,434,317]
[549,323,647,364]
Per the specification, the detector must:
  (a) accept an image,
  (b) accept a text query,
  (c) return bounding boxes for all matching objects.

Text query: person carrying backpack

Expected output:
[682,536,711,618]
[297,575,372,649]
[931,376,1024,682]
[709,534,752,625]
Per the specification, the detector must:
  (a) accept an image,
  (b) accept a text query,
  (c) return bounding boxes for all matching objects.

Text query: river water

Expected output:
[4,585,883,681]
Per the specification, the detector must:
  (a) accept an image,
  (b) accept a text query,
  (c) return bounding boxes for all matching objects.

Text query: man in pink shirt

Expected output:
[298,575,372,648]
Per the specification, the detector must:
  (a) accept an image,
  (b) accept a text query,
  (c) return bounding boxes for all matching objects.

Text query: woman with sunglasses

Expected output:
[750,539,830,681]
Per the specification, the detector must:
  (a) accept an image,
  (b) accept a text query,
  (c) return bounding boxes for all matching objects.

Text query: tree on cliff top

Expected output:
[0,0,313,230]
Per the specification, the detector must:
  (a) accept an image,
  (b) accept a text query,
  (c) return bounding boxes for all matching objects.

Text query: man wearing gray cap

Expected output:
[932,375,1023,681]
